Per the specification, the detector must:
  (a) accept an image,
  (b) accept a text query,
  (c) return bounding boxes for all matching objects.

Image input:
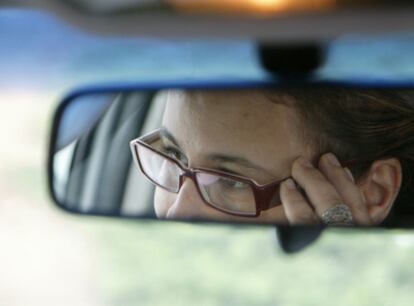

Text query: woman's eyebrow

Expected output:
[159,127,182,147]
[159,127,275,178]
[207,154,275,177]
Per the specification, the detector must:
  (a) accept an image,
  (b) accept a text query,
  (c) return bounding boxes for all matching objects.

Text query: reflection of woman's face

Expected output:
[153,89,312,223]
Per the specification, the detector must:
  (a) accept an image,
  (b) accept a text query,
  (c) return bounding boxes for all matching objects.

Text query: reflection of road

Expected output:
[0,94,102,306]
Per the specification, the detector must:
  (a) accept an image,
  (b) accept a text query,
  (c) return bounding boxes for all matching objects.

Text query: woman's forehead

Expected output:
[162,89,308,170]
[164,89,297,135]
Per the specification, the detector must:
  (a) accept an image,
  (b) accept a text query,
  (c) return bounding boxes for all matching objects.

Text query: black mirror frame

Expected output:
[48,78,414,253]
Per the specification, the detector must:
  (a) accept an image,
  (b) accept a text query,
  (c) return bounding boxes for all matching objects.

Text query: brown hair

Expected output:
[276,87,414,226]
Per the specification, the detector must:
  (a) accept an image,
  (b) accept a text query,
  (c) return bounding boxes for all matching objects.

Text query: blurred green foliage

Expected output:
[91,220,414,306]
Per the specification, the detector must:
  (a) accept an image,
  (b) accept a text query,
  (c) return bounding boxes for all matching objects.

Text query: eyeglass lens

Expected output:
[195,172,256,215]
[137,145,182,192]
[137,140,257,215]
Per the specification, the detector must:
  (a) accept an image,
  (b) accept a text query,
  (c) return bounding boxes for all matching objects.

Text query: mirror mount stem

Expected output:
[258,43,326,77]
[276,226,324,254]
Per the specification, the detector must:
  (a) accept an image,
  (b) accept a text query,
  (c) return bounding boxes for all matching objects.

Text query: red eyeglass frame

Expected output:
[130,128,361,217]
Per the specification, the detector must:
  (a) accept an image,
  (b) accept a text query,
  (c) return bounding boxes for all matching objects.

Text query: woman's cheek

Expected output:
[154,187,288,224]
[154,187,176,218]
[258,205,289,224]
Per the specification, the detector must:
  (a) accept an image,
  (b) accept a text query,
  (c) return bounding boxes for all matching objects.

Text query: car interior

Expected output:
[6,1,414,305]
[53,91,162,216]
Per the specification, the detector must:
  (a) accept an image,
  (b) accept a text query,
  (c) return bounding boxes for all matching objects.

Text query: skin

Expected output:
[153,89,403,225]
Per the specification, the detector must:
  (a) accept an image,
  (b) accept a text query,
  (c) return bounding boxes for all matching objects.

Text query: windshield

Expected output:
[2,8,414,306]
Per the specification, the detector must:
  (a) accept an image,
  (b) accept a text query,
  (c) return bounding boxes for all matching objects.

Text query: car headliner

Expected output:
[2,9,414,94]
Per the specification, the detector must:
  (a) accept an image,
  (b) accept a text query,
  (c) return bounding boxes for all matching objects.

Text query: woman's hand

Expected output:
[280,153,374,226]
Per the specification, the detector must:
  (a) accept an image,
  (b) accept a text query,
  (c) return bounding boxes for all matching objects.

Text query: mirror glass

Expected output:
[50,87,414,227]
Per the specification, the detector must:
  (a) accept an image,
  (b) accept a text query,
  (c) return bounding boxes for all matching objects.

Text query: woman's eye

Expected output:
[163,146,186,162]
[221,179,247,190]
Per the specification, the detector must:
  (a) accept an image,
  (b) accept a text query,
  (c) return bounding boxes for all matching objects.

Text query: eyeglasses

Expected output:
[129,129,288,217]
[130,129,366,217]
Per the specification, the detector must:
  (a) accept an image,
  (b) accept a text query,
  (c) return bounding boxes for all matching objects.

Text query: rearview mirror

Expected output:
[48,83,414,228]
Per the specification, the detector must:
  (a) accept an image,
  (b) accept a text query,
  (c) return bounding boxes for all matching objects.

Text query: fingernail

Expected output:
[285,178,297,190]
[325,153,341,166]
[344,167,355,183]
[298,157,313,168]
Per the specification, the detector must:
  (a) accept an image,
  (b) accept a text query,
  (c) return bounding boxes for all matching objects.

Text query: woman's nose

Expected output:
[166,177,208,220]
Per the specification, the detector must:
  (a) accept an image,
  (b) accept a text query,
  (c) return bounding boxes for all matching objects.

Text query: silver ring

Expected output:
[320,204,353,226]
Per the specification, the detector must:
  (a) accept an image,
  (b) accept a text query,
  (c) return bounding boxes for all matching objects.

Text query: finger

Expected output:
[291,157,343,216]
[318,153,372,225]
[280,178,320,225]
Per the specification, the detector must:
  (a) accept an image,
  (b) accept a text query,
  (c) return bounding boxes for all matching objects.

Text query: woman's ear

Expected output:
[357,158,402,224]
